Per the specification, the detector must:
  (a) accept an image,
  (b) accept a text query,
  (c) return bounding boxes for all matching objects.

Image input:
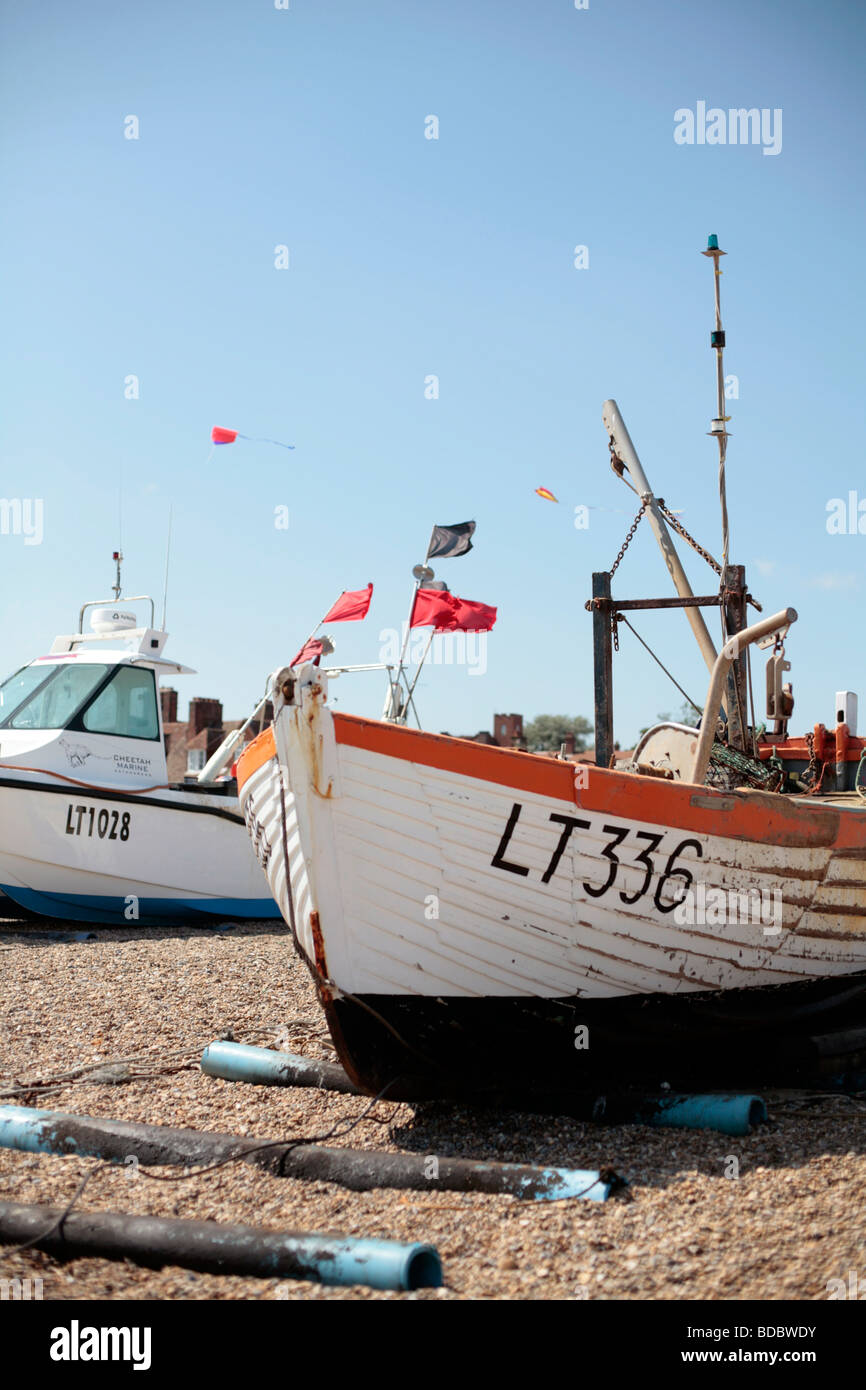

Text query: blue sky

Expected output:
[1,0,864,746]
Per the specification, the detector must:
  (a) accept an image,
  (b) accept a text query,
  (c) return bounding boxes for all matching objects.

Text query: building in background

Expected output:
[442,712,630,763]
[160,689,271,782]
[443,713,526,749]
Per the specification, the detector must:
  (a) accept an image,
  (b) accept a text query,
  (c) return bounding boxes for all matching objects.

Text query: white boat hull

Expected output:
[0,775,280,924]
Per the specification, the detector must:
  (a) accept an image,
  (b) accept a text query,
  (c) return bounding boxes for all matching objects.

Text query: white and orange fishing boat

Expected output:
[237,241,866,1104]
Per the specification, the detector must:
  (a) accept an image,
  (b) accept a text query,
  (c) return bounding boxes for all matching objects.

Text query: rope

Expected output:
[614,614,702,717]
[0,764,172,794]
[718,442,730,573]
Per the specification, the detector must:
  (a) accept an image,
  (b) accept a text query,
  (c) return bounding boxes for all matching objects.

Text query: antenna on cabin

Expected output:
[112,549,123,601]
[702,234,731,574]
[161,506,173,631]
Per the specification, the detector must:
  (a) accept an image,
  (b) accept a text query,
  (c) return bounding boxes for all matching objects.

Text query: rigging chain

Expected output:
[608,503,647,578]
[656,499,722,576]
[607,497,722,582]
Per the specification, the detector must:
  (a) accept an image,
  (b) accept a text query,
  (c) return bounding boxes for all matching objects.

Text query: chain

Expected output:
[802,730,828,796]
[804,730,816,778]
[656,499,722,576]
[612,614,620,652]
[608,504,647,578]
[608,496,722,582]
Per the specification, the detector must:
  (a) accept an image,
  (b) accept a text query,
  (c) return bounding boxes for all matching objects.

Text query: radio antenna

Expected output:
[161,507,173,630]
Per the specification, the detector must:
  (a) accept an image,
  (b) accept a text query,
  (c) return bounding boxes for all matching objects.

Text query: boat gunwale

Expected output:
[329,710,860,852]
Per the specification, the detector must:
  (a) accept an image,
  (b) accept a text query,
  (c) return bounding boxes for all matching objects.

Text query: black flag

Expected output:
[427,521,476,560]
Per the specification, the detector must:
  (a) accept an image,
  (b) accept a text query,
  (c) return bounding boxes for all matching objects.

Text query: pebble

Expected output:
[0,915,864,1301]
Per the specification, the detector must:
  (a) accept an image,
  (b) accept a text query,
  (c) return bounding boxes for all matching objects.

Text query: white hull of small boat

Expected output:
[0,776,276,924]
[0,608,279,925]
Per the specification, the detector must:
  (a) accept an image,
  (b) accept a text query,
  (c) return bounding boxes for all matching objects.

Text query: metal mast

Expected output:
[702,234,731,588]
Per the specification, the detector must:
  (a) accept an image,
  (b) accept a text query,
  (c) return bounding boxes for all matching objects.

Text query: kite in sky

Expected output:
[534,485,680,517]
[211,426,294,450]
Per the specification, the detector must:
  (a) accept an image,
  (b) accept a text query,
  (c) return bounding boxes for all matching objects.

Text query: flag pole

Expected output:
[386,526,436,722]
[403,628,436,708]
[297,617,323,656]
[294,587,353,663]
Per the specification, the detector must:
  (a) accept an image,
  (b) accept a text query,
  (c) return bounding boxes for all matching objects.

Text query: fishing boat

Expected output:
[237,241,866,1104]
[0,577,280,925]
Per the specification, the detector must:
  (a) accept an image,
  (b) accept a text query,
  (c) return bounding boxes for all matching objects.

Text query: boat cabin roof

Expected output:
[45,626,195,677]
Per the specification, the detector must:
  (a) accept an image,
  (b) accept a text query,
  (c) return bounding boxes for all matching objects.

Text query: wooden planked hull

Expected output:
[237,668,866,1099]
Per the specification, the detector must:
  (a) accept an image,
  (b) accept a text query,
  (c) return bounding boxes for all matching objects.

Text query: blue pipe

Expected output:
[0,1106,58,1155]
[646,1093,767,1136]
[514,1167,612,1201]
[0,1106,618,1200]
[0,1200,441,1291]
[201,1040,358,1093]
[313,1236,442,1289]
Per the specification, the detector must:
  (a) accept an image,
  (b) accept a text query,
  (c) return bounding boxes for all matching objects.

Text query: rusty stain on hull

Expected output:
[309,909,328,979]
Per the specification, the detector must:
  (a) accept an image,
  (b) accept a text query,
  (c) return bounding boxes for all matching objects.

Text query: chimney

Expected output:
[160,687,178,724]
[493,713,524,747]
[188,697,223,735]
[206,727,226,760]
[563,732,575,756]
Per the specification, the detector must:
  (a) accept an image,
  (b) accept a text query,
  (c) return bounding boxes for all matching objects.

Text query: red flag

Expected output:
[290,638,324,667]
[411,589,497,632]
[321,583,373,624]
[450,597,497,632]
[211,426,238,445]
[410,588,458,630]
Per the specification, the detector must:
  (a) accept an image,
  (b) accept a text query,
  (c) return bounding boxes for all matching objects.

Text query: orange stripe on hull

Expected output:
[236,725,276,791]
[333,713,863,851]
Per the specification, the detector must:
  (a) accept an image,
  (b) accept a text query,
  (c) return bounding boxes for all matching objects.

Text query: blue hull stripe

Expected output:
[1,883,282,925]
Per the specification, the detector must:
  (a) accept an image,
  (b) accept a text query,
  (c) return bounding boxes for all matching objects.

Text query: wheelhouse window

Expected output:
[0,664,62,723]
[0,663,112,731]
[82,666,159,741]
